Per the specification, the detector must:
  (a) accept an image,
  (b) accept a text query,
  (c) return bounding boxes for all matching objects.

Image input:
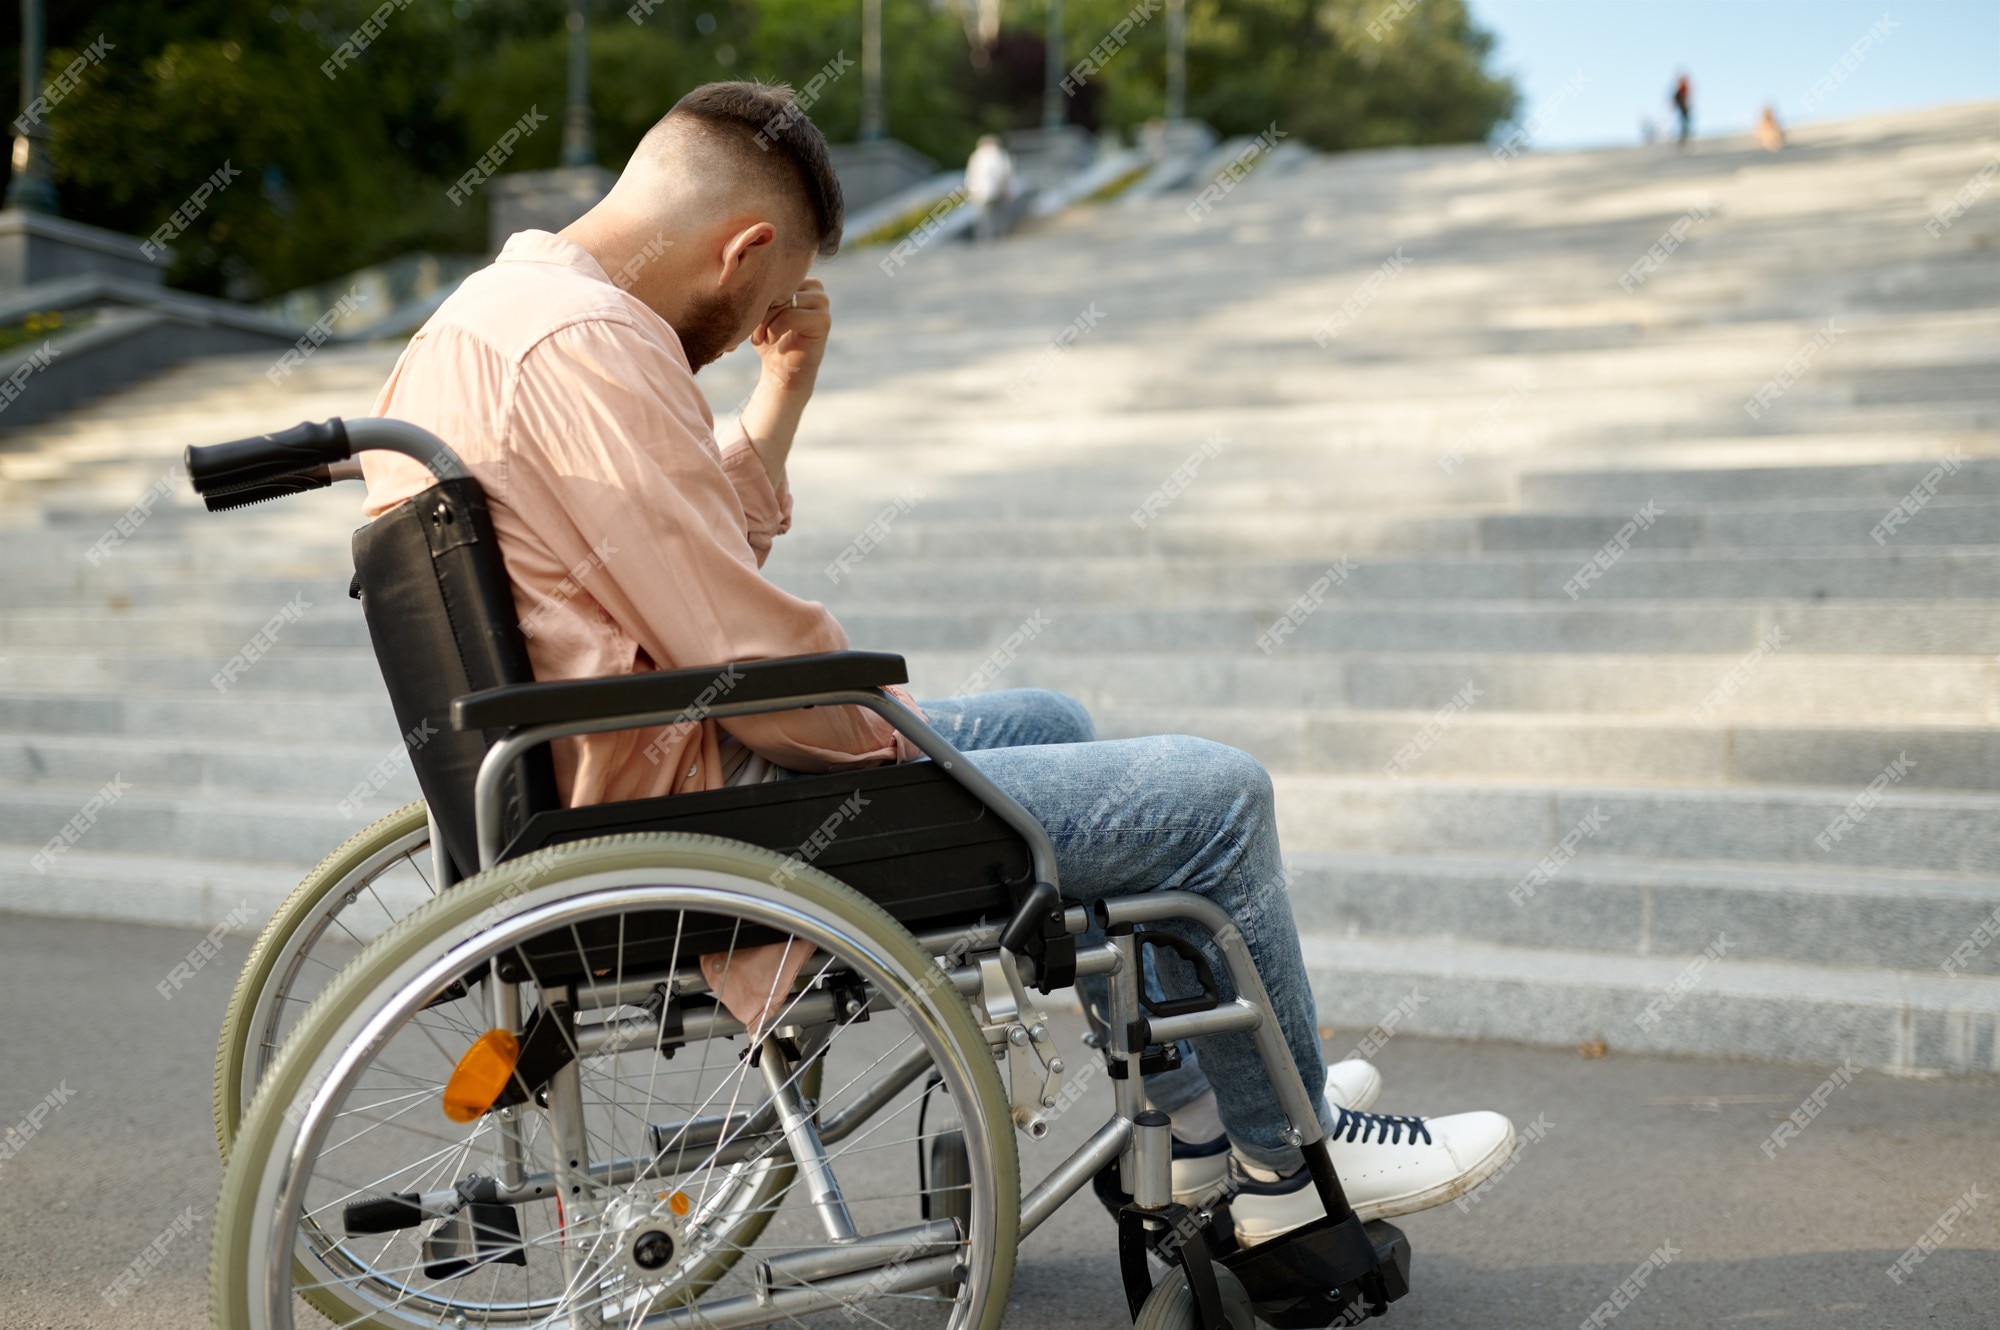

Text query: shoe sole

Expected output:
[1171,1065,1386,1208]
[1234,1119,1519,1244]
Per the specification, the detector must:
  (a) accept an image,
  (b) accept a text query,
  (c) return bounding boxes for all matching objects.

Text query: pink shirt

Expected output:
[362,230,919,809]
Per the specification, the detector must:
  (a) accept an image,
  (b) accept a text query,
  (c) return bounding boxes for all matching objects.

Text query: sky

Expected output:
[1466,0,2000,148]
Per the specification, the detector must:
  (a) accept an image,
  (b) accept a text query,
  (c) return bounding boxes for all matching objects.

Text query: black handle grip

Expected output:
[185,418,351,495]
[999,881,1062,956]
[343,1193,426,1235]
[201,465,337,512]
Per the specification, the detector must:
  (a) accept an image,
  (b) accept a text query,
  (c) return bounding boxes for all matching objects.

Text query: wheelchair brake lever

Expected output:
[987,947,1066,1139]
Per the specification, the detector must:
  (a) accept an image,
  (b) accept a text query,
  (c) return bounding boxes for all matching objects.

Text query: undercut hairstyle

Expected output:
[658,81,844,258]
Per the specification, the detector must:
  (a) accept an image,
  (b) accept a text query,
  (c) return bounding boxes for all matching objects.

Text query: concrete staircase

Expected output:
[2,100,1997,1072]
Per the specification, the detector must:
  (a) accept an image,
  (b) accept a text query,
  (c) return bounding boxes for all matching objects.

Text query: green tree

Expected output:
[1068,0,1514,148]
[0,0,1513,300]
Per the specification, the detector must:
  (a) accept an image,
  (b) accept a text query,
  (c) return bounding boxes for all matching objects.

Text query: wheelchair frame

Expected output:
[188,416,1414,1329]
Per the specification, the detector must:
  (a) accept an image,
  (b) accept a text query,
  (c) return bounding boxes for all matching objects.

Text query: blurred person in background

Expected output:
[1672,71,1694,149]
[964,133,1017,242]
[1756,104,1786,151]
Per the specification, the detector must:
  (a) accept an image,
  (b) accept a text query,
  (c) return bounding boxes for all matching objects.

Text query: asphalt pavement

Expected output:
[1,913,1994,1329]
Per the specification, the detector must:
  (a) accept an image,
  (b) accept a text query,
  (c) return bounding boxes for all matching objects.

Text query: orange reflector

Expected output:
[442,1028,521,1123]
[669,1191,691,1217]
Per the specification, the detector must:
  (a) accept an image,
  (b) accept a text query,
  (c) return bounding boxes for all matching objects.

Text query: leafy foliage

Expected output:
[0,0,1511,298]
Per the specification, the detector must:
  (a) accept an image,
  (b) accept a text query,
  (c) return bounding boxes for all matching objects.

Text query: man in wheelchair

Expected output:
[347,78,1513,1305]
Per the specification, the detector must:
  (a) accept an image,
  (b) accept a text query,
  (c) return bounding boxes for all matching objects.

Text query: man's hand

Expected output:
[740,279,829,489]
[750,277,830,396]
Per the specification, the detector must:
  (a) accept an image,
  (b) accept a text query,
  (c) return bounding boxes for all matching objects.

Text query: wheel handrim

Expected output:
[240,867,1009,1330]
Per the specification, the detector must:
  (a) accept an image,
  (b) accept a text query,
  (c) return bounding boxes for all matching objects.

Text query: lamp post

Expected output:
[7,0,59,214]
[1164,0,1186,123]
[1042,0,1064,130]
[561,0,595,167]
[861,0,885,141]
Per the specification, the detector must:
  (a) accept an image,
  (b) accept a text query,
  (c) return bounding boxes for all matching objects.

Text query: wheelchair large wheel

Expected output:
[213,801,437,1157]
[211,831,1020,1330]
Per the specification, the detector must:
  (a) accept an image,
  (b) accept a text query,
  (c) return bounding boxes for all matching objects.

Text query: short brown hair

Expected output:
[665,81,844,257]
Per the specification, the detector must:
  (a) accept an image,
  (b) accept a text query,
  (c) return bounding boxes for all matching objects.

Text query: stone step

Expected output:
[796,547,2000,605]
[11,494,2000,568]
[0,606,365,652]
[0,689,399,741]
[0,731,420,802]
[0,650,385,694]
[3,644,1980,725]
[1285,850,2000,977]
[13,546,2000,612]
[1101,707,2000,790]
[0,640,1992,739]
[14,598,2000,657]
[1476,497,2000,554]
[12,761,1989,880]
[673,497,2000,559]
[60,545,2000,611]
[1520,457,2000,506]
[1267,775,2000,875]
[843,601,2000,656]
[1299,933,2000,1074]
[0,840,433,936]
[0,844,317,934]
[1,708,1986,798]
[0,781,393,868]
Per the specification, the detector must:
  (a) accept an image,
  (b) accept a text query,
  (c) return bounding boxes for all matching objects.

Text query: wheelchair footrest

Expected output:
[1098,1162,1414,1327]
[1218,1213,1411,1327]
[422,1202,527,1280]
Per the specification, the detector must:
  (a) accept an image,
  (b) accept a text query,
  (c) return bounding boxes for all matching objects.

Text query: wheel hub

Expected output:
[604,1194,688,1286]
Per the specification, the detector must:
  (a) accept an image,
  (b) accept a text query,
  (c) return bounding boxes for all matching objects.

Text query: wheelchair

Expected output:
[189,417,1415,1329]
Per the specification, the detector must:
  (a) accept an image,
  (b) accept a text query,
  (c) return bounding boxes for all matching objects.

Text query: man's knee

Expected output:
[1024,688,1096,744]
[1178,736,1274,812]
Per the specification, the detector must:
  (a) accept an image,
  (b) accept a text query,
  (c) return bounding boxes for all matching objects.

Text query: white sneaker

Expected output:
[1230,1108,1516,1247]
[1169,1059,1384,1207]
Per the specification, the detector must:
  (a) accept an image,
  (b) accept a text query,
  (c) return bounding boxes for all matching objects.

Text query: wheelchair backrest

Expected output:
[351,475,558,881]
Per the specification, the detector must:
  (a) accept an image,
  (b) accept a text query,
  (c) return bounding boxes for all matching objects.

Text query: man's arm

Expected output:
[736,277,830,490]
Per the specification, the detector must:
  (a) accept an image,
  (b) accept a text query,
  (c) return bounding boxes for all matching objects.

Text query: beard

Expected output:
[669,285,757,373]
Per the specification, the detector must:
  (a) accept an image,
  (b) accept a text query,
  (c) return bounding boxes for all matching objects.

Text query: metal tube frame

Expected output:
[757,1038,859,1243]
[339,417,470,481]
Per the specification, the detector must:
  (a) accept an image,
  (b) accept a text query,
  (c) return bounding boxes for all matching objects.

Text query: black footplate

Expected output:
[1097,1162,1412,1326]
[1216,1209,1410,1327]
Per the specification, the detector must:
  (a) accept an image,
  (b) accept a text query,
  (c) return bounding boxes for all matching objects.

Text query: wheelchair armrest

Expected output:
[450,650,910,733]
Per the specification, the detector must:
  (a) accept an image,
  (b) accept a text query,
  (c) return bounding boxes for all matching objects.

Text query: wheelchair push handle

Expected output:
[185,418,353,497]
[184,416,469,511]
[198,463,348,512]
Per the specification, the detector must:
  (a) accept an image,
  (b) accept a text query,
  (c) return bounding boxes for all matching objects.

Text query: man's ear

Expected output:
[717,220,778,289]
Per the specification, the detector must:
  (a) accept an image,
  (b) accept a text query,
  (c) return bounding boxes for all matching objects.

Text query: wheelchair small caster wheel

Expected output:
[928,1126,973,1295]
[1134,1264,1257,1330]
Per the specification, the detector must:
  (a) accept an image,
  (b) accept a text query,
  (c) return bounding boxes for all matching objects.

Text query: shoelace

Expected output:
[1332,1107,1433,1146]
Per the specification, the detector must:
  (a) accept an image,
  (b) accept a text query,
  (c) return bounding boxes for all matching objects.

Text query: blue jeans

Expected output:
[915,689,1333,1171]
